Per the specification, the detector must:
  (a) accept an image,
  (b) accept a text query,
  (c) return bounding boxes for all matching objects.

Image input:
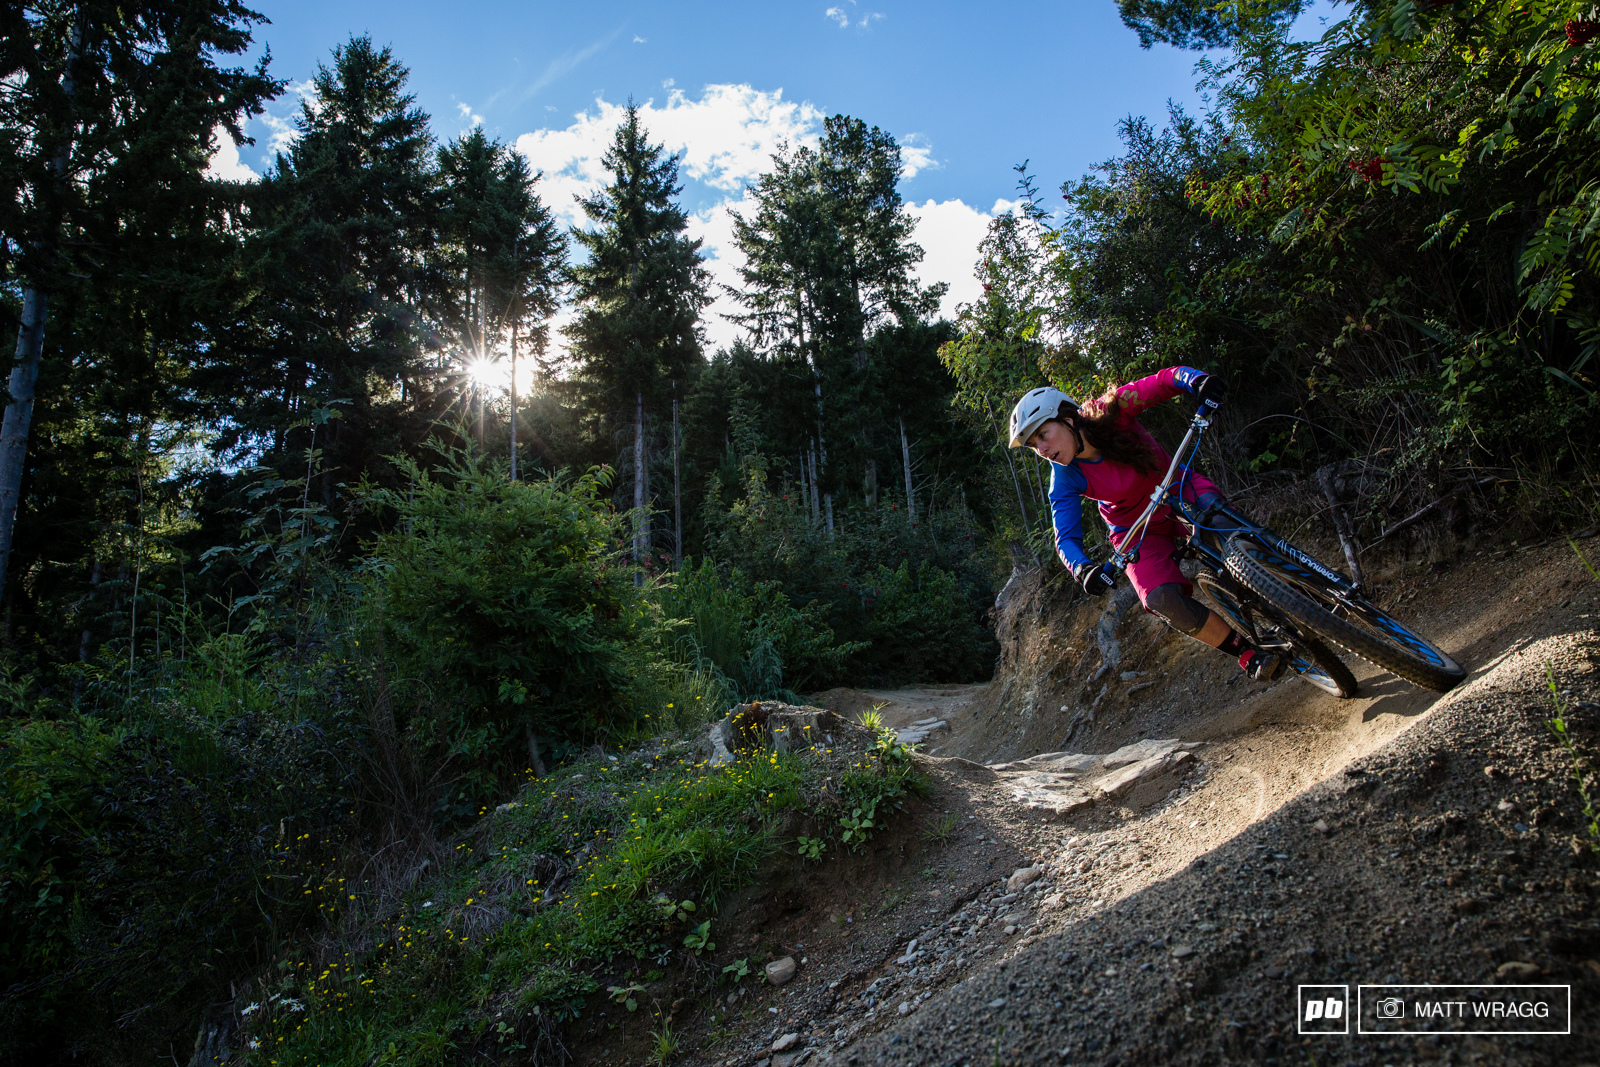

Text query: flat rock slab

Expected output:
[987,751,1102,775]
[1095,751,1195,799]
[1003,774,1096,817]
[897,720,950,745]
[1100,738,1201,770]
[988,739,1202,814]
[987,738,1200,776]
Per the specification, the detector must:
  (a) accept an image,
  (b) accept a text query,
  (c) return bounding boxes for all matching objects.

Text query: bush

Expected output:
[858,560,997,683]
[657,558,862,701]
[0,652,359,1065]
[358,452,642,784]
[698,460,997,686]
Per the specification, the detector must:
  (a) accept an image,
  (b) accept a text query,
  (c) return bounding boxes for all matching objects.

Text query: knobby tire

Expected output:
[1223,536,1465,693]
[1194,571,1358,698]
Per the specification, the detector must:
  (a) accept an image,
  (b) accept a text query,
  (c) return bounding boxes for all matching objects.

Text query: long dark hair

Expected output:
[1059,398,1159,474]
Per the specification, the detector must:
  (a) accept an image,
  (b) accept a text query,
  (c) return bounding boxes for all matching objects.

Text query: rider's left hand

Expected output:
[1193,372,1228,409]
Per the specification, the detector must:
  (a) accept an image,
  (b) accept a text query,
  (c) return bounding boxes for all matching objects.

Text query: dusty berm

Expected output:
[622,537,1600,1067]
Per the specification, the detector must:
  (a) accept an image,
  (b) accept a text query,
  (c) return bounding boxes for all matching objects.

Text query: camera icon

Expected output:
[1375,997,1405,1020]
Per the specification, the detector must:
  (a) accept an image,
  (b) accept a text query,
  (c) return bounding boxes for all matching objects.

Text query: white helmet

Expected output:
[1008,386,1078,448]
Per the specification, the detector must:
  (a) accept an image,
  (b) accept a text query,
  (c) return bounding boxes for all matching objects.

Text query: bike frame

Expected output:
[1099,400,1361,599]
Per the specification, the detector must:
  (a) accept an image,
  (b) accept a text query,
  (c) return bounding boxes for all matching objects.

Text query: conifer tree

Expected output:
[730,115,942,527]
[232,36,438,492]
[436,128,565,472]
[0,0,278,607]
[566,105,709,569]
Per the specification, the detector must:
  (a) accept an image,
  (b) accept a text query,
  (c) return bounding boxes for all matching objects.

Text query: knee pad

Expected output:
[1145,582,1210,635]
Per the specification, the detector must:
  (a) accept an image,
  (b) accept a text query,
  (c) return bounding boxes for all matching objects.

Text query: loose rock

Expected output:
[766,957,798,986]
[1007,867,1044,892]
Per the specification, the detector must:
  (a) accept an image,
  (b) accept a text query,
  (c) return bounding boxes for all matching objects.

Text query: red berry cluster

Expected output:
[1569,19,1599,46]
[1348,158,1384,183]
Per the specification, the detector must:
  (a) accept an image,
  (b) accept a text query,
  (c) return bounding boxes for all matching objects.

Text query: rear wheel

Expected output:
[1223,535,1466,693]
[1194,571,1358,698]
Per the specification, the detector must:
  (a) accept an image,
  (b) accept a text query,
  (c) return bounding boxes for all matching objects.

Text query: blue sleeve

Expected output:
[1171,365,1206,393]
[1048,462,1091,575]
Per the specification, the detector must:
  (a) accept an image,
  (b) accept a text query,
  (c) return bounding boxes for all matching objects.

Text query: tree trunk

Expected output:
[672,388,682,565]
[0,290,48,602]
[633,391,649,580]
[0,20,81,606]
[509,317,518,480]
[864,458,877,507]
[899,413,917,526]
[1000,438,1038,563]
[526,724,546,777]
[1315,464,1365,587]
[798,449,808,511]
[808,441,821,524]
[77,558,102,662]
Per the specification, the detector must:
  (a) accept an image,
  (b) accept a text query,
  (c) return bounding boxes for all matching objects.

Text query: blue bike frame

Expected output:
[1093,398,1361,601]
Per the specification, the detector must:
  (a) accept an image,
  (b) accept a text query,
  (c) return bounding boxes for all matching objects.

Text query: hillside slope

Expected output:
[659,537,1600,1067]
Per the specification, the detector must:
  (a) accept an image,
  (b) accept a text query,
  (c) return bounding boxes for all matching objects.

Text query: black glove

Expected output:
[1193,372,1228,409]
[1077,562,1116,597]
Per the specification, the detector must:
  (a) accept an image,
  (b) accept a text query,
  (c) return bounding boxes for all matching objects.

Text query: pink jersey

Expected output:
[1047,366,1220,574]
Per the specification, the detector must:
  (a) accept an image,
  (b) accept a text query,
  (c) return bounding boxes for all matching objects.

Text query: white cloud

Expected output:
[513,85,827,230]
[824,2,883,29]
[907,198,1020,320]
[204,125,259,182]
[511,84,1004,359]
[686,193,761,354]
[898,134,936,179]
[251,79,318,170]
[633,34,647,43]
[455,101,485,130]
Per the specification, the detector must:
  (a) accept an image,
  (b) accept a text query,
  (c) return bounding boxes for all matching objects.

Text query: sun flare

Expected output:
[464,357,507,391]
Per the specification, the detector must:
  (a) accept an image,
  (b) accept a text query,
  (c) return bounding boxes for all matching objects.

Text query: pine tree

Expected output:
[230,36,438,492]
[436,127,565,473]
[0,0,278,608]
[729,115,943,527]
[566,104,709,571]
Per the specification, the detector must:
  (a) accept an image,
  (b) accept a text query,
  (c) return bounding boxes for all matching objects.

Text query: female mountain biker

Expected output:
[1009,366,1284,681]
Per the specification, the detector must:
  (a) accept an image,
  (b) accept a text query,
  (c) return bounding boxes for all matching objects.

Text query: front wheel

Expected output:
[1224,535,1466,693]
[1194,571,1358,698]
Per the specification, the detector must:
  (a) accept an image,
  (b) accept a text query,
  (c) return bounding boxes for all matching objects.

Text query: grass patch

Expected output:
[242,720,922,1065]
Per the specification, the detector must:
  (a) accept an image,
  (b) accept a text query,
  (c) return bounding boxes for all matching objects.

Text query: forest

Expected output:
[3,0,1599,1063]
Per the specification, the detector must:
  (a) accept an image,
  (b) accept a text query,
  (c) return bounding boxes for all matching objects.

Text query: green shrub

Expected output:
[698,464,997,687]
[857,560,997,683]
[657,558,861,701]
[0,653,359,1064]
[358,452,642,784]
[239,743,819,1065]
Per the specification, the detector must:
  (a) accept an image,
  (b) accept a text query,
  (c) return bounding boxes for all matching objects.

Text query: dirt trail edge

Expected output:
[650,540,1600,1067]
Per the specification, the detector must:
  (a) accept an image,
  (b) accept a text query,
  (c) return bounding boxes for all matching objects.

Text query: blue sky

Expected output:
[211,1,1341,357]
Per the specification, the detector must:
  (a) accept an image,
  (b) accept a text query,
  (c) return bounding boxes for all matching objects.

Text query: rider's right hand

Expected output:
[1193,372,1228,409]
[1076,562,1116,597]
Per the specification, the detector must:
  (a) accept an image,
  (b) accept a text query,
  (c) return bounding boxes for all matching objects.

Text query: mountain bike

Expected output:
[1084,397,1467,697]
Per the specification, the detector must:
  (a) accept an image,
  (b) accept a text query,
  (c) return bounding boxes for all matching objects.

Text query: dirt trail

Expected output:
[651,536,1600,1067]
